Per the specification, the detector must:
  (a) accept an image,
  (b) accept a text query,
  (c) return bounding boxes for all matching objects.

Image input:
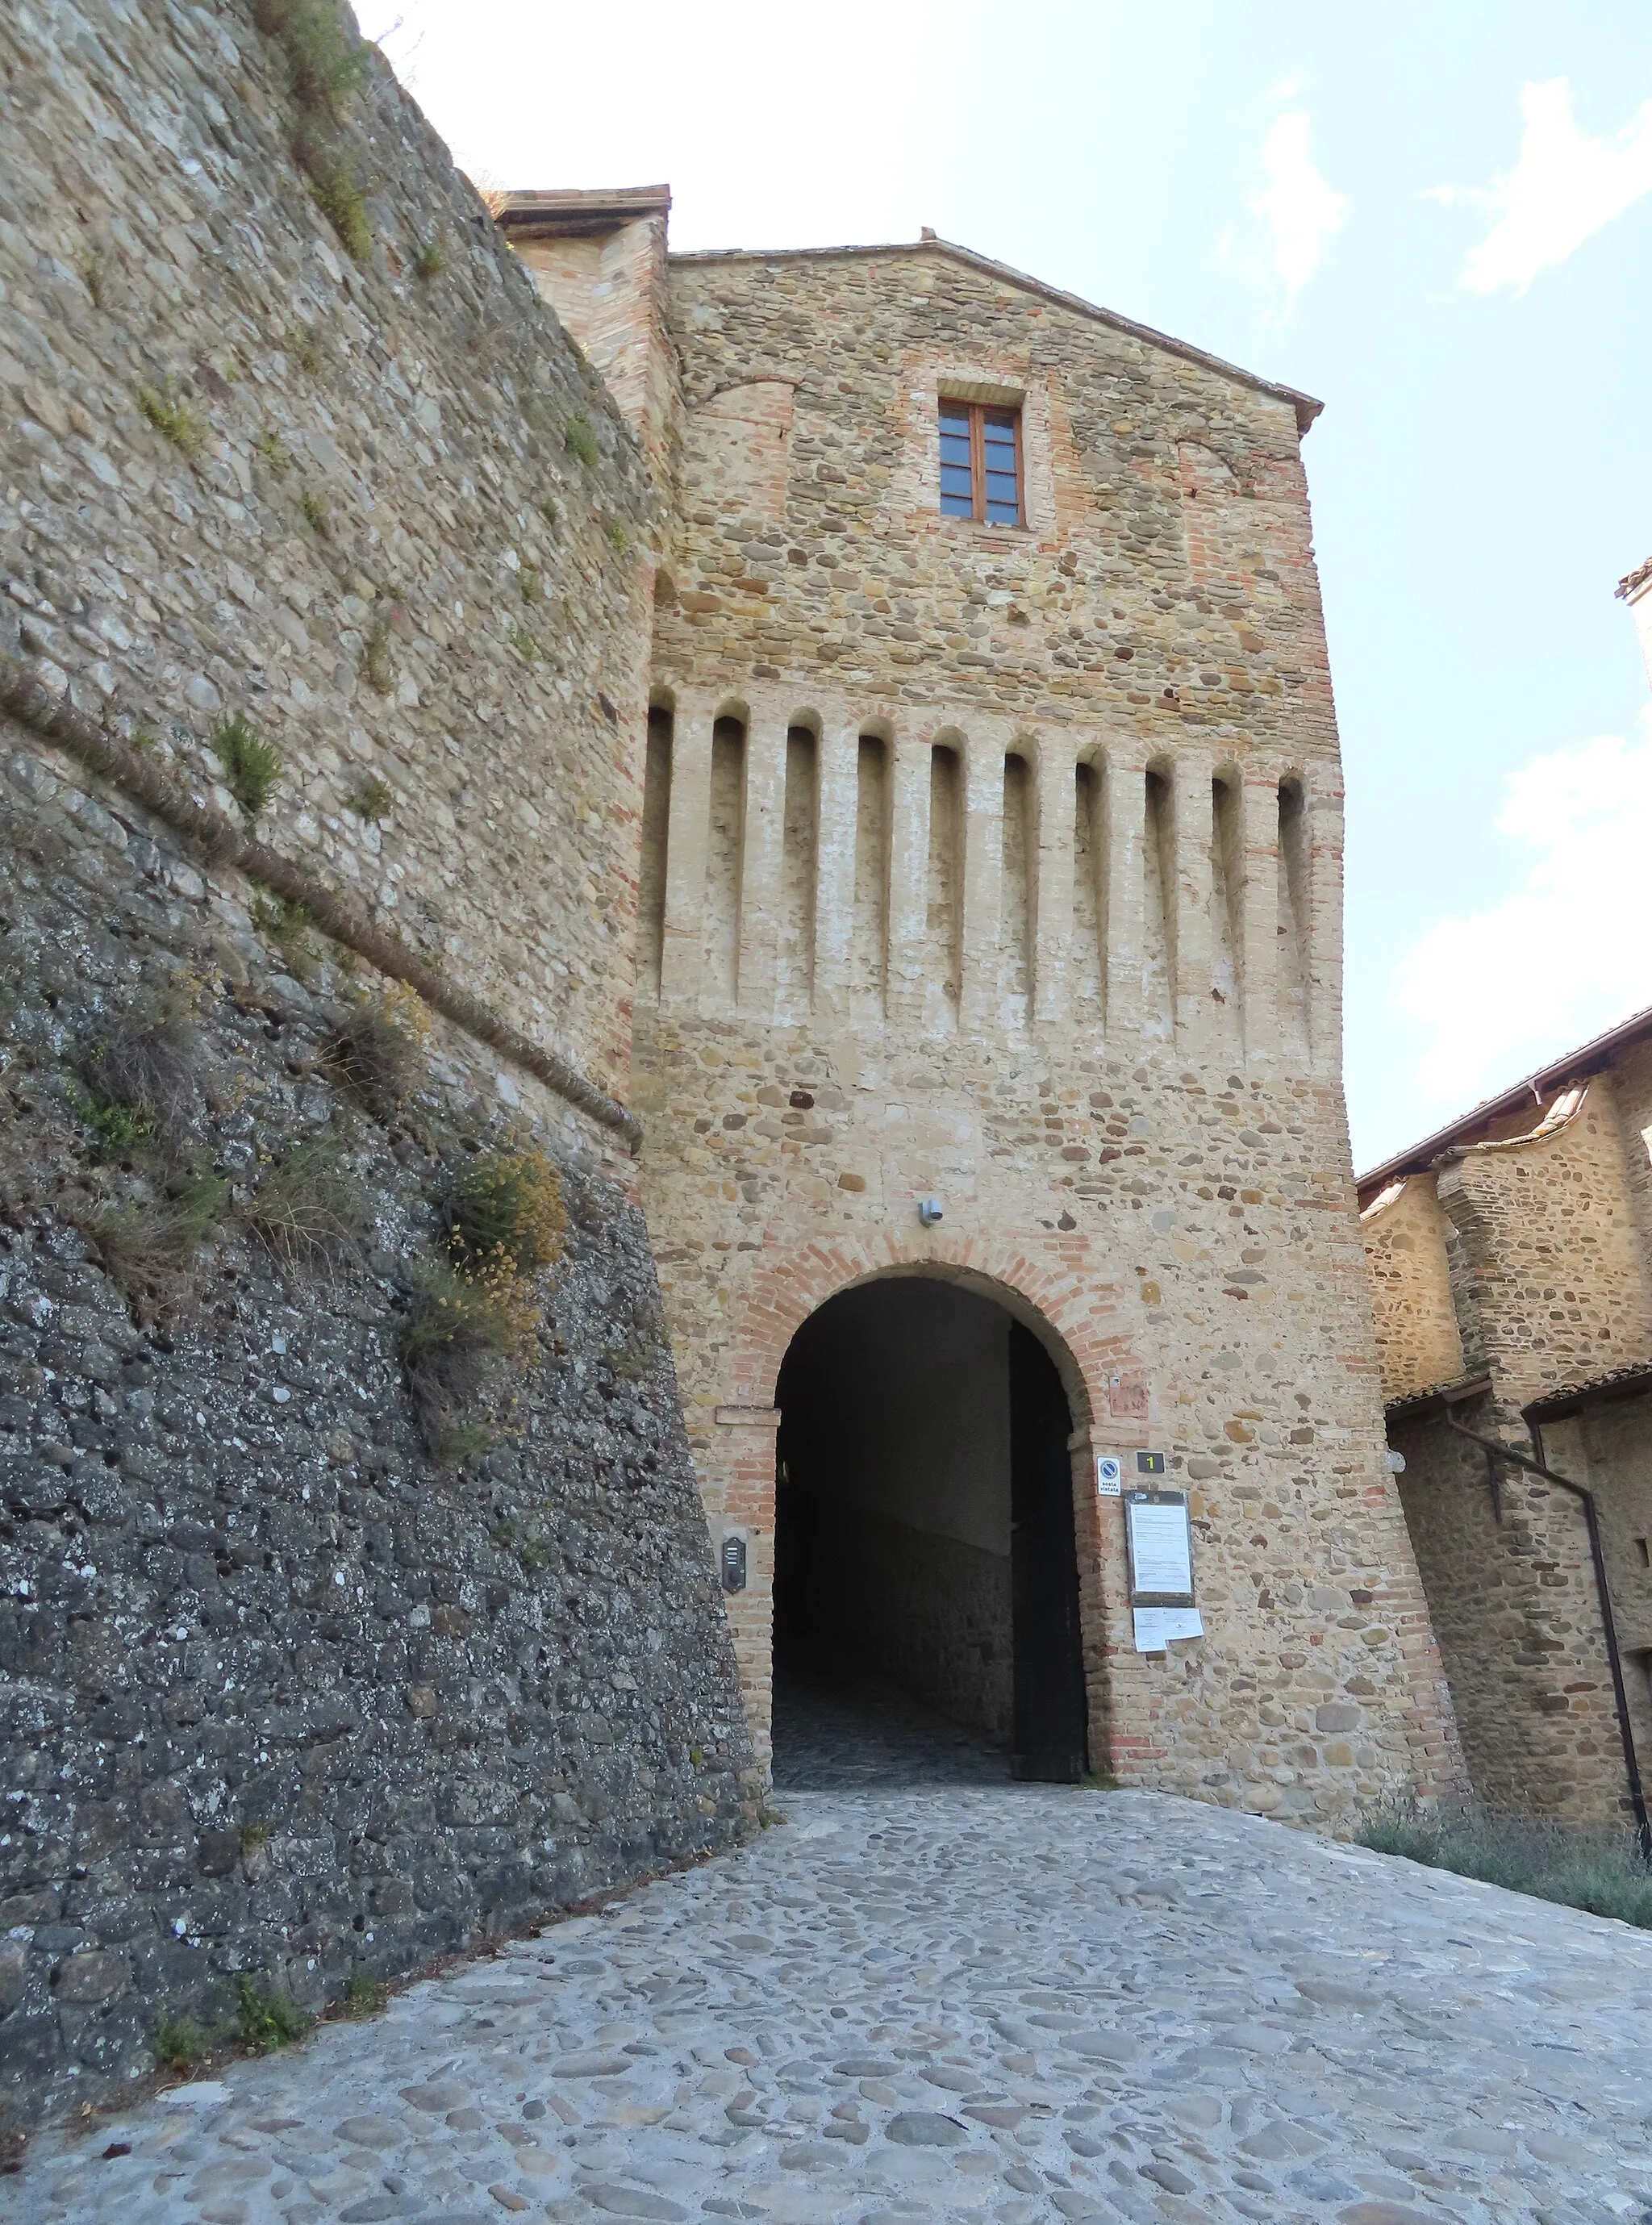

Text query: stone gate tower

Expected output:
[503,190,1460,1818]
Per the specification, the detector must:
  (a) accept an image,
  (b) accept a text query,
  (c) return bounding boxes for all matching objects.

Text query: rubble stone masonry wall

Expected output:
[1362,1080,1652,1822]
[1,0,655,1102]
[1436,1082,1652,1405]
[1360,1175,1464,1404]
[0,0,753,2133]
[632,245,1462,1821]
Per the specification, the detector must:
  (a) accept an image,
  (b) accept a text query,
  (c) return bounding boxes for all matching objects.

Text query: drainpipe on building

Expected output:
[1445,1416,1650,1860]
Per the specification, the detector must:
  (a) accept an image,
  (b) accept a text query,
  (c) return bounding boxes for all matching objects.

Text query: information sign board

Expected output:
[1124,1489,1195,1605]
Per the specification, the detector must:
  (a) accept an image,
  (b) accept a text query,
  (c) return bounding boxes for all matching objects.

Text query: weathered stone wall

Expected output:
[1361,1075,1652,1822]
[1437,1083,1652,1405]
[1393,1401,1637,1824]
[0,730,753,2131]
[1360,1175,1465,1403]
[624,243,1462,1826]
[1540,1405,1652,1786]
[1,0,653,1104]
[0,2,757,2135]
[1607,1037,1652,1291]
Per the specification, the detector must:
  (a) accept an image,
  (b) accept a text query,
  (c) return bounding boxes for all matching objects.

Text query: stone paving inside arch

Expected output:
[23,1695,1652,2225]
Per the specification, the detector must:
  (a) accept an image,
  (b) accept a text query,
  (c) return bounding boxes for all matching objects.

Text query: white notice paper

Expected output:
[1125,1496,1194,1597]
[1133,1606,1204,1651]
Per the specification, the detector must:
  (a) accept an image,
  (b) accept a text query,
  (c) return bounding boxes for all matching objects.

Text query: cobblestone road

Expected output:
[20,1695,1652,2225]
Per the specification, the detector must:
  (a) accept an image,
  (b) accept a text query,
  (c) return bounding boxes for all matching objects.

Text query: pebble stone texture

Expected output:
[17,1701,1652,2225]
[0,737,753,2131]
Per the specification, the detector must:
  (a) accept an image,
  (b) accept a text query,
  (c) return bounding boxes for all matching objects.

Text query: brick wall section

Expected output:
[1360,1175,1464,1402]
[0,0,653,1104]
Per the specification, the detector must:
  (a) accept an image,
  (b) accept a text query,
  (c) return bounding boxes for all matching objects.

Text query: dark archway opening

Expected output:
[772,1275,1087,1787]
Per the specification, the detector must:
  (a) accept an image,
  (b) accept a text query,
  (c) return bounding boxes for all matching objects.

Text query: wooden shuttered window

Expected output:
[938,399,1023,525]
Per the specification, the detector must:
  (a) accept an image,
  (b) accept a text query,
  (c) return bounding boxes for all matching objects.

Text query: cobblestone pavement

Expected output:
[21,1693,1652,2225]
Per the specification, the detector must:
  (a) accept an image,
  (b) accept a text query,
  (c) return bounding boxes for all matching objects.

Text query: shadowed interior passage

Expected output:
[773,1276,1087,1782]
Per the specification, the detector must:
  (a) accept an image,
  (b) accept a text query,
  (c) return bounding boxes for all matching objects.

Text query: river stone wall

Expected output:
[0,709,752,2133]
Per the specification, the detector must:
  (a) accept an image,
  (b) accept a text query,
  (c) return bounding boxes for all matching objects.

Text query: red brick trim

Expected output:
[725,1231,1141,1430]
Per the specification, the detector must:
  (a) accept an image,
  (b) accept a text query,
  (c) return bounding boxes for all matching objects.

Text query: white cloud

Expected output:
[1246,112,1348,315]
[1454,77,1652,294]
[1389,715,1652,1117]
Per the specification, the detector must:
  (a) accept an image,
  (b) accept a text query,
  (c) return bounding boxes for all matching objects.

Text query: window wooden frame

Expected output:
[938,399,1024,528]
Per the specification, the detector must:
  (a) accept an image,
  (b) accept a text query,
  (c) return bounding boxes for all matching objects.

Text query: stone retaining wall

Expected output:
[0,0,754,2134]
[1,0,652,1102]
[0,730,753,2131]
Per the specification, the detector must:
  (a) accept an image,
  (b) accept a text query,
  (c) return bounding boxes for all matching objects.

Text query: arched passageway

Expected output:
[772,1275,1088,1785]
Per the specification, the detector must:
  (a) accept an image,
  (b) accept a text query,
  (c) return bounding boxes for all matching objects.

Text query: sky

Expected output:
[357,0,1652,1171]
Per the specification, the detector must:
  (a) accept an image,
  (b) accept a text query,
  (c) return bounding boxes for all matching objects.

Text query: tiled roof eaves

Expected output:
[1617,556,1652,599]
[1357,999,1652,1201]
[667,237,1324,436]
[1525,1361,1652,1423]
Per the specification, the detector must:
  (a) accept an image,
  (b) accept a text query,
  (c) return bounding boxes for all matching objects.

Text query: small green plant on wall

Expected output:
[298,135,371,262]
[233,1975,311,2052]
[345,775,394,822]
[67,1081,152,1155]
[137,383,204,455]
[252,891,317,981]
[213,714,282,817]
[401,1145,568,1464]
[152,2011,205,2073]
[564,415,599,467]
[257,429,294,478]
[325,983,432,1119]
[446,1147,568,1275]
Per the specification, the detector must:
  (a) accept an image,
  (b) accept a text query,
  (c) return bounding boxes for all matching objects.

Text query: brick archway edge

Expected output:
[727,1230,1148,1434]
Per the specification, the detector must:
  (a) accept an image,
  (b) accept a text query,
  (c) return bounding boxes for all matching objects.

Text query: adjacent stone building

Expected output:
[502,190,1461,1815]
[1354,568,1652,1831]
[1359,1017,1652,1824]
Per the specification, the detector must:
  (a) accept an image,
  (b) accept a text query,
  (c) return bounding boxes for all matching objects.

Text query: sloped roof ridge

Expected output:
[1358,999,1652,1197]
[667,233,1323,434]
[1619,555,1652,600]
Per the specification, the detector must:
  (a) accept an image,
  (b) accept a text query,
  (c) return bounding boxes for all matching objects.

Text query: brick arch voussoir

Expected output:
[732,1233,1128,1427]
